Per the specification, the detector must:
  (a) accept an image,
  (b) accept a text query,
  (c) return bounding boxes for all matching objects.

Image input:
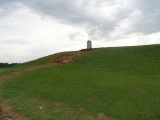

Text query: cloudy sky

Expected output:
[0,0,160,63]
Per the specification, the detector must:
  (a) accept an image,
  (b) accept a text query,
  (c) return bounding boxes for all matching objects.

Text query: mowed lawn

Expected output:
[0,45,160,120]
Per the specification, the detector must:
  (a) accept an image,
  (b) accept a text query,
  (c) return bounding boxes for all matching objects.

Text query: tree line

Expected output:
[0,63,19,68]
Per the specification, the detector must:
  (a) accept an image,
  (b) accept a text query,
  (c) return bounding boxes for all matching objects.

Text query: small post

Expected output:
[87,40,92,49]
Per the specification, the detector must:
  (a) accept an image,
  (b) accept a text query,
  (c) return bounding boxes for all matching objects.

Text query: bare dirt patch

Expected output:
[0,105,29,120]
[50,51,87,64]
[98,113,116,120]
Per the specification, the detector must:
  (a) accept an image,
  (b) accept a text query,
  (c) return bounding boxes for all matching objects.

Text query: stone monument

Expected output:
[87,40,92,49]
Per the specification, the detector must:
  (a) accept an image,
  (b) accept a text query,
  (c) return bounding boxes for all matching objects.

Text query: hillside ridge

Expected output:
[0,44,160,120]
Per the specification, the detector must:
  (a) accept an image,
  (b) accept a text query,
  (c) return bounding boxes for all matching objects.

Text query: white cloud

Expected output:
[106,32,160,47]
[0,0,160,63]
[0,6,89,63]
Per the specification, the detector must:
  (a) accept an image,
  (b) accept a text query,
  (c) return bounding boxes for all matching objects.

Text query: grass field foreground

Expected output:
[0,44,160,120]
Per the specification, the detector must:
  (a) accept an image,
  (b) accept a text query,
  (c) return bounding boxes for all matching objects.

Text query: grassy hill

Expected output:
[0,44,160,120]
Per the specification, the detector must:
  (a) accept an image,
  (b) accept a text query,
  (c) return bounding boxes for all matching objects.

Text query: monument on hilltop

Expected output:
[87,40,92,49]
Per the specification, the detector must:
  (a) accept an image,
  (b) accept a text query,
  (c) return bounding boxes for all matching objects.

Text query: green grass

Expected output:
[1,44,160,120]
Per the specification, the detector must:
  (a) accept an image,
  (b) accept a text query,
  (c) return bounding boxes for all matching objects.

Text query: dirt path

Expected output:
[0,50,89,120]
[0,65,49,83]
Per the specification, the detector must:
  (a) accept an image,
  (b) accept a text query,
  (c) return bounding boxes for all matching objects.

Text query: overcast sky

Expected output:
[0,0,160,63]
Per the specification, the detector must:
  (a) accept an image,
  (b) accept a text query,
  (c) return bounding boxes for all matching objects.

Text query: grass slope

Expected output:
[1,44,160,120]
[0,52,70,76]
